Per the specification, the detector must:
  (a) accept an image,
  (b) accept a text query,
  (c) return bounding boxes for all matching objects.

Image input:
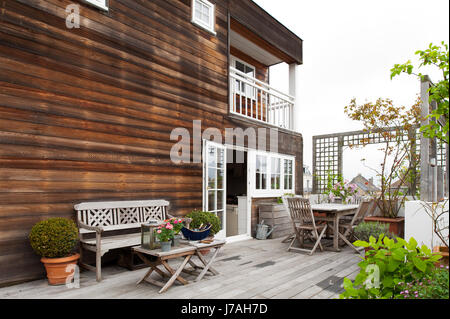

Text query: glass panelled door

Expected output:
[203,140,226,239]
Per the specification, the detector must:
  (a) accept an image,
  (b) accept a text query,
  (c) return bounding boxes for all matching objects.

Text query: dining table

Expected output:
[310,203,359,252]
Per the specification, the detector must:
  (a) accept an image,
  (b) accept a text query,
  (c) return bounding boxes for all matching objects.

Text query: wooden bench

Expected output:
[74,200,171,282]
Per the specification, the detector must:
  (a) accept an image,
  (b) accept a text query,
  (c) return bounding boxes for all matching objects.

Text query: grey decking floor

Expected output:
[0,238,361,299]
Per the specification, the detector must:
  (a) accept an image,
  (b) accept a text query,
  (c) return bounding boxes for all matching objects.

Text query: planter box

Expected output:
[433,246,449,266]
[364,216,405,238]
[258,203,292,239]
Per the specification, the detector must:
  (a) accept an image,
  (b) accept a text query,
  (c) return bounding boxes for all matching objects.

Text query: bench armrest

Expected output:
[78,221,103,234]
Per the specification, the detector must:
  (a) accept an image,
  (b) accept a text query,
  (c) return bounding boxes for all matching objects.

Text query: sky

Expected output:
[253,0,449,185]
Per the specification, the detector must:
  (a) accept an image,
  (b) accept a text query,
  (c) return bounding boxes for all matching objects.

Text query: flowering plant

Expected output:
[155,222,174,242]
[327,181,358,203]
[398,265,449,299]
[166,217,184,235]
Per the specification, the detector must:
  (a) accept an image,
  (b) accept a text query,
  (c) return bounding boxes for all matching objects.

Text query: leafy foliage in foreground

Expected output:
[340,235,442,299]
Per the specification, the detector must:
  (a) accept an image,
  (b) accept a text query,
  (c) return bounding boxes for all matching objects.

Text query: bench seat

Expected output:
[81,233,141,252]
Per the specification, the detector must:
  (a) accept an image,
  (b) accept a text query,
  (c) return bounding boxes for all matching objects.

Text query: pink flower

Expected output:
[157,230,162,234]
[173,220,178,224]
[165,223,173,230]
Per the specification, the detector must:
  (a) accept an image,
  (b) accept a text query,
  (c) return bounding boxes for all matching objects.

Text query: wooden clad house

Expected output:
[0,0,303,285]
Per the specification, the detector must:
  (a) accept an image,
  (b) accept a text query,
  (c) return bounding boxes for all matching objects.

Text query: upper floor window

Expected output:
[192,0,216,35]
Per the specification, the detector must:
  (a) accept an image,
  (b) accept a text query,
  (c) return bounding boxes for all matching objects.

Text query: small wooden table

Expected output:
[133,239,226,293]
[134,245,196,294]
[311,204,359,252]
[182,239,226,282]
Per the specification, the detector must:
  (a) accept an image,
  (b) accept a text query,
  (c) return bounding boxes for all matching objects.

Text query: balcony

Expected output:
[229,67,295,130]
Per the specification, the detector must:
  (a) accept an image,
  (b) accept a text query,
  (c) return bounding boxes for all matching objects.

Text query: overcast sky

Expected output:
[253,0,449,185]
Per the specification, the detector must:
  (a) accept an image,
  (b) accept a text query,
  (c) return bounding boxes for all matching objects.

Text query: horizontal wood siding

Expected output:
[0,0,302,285]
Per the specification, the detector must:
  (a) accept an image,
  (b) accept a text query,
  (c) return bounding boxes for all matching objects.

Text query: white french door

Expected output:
[203,140,227,239]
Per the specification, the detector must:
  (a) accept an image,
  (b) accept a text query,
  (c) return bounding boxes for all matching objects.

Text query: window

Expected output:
[271,158,281,190]
[256,155,267,190]
[231,56,256,99]
[253,152,295,195]
[284,159,293,190]
[192,0,216,34]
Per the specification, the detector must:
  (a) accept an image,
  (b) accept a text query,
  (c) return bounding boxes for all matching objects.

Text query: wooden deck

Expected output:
[0,238,361,299]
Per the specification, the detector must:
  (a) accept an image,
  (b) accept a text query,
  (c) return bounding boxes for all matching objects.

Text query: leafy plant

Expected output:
[155,222,174,242]
[345,98,421,217]
[340,235,442,299]
[353,222,395,242]
[186,210,221,236]
[29,218,78,258]
[398,265,449,299]
[391,42,449,144]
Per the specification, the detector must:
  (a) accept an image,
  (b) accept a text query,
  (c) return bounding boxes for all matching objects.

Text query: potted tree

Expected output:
[345,97,422,238]
[29,217,79,285]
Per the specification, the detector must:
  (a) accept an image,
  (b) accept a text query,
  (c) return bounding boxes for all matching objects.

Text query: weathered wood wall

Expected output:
[0,0,302,285]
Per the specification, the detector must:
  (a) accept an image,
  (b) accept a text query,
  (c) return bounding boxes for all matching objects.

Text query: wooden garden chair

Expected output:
[282,196,328,255]
[338,199,375,254]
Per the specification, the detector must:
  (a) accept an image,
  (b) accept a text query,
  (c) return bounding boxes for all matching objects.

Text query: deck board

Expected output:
[0,238,361,299]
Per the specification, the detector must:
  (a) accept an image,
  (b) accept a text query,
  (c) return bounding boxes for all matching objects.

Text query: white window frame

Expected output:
[84,0,108,11]
[191,0,216,35]
[231,56,257,100]
[250,150,296,197]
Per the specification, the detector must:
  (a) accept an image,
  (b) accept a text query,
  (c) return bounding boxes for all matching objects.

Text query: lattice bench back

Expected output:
[74,200,170,234]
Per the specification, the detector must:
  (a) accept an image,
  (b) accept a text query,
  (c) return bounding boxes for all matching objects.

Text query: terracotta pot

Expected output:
[41,253,80,286]
[433,246,449,267]
[364,216,405,238]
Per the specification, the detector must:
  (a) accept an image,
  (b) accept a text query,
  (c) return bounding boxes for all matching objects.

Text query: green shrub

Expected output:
[398,265,449,299]
[340,235,442,299]
[186,210,221,236]
[29,218,78,258]
[353,222,395,242]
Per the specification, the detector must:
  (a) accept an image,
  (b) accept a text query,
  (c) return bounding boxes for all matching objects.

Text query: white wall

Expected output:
[405,200,449,249]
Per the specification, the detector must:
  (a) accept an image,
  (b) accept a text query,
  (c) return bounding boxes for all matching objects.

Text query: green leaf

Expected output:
[407,237,418,251]
[412,257,427,272]
[391,248,405,261]
[354,240,370,248]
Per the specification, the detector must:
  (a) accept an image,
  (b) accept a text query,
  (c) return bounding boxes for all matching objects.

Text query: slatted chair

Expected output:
[337,199,375,254]
[74,200,172,282]
[282,196,328,255]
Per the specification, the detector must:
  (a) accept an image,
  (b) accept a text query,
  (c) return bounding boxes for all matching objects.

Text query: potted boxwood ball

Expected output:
[29,217,79,285]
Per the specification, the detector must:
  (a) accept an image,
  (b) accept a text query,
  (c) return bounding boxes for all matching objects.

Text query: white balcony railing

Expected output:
[229,67,295,130]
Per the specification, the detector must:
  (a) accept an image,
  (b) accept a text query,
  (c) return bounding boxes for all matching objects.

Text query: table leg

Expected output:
[333,214,341,252]
[159,255,192,294]
[195,246,222,282]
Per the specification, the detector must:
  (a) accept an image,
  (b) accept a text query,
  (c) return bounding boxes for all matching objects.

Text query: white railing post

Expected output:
[289,63,299,132]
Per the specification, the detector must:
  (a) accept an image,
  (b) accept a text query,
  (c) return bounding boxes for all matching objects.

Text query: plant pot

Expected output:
[40,253,80,286]
[160,241,171,252]
[364,216,405,238]
[433,246,449,266]
[172,234,182,247]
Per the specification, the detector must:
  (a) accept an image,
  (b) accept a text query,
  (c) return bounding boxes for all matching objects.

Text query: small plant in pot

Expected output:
[167,217,184,247]
[29,217,79,285]
[155,222,174,252]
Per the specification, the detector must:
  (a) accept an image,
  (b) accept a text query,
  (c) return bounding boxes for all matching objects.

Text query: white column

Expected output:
[289,63,300,132]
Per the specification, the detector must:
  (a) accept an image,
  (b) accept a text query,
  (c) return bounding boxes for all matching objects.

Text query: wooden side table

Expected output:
[182,239,226,282]
[133,245,196,294]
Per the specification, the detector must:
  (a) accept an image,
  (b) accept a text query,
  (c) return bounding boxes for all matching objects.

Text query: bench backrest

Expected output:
[74,200,170,234]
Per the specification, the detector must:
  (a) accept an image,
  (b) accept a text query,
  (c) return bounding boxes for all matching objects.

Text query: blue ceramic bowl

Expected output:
[181,225,212,241]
